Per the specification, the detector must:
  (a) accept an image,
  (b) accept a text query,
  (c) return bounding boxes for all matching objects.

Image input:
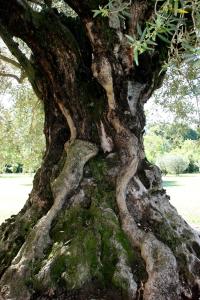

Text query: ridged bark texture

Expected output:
[0,1,199,299]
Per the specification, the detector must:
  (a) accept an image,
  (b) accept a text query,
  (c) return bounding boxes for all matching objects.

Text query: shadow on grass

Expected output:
[163,180,182,187]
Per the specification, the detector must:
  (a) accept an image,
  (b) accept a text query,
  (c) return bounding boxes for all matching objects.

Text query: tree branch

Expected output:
[0,53,21,69]
[0,71,22,83]
[63,0,102,17]
[0,23,35,80]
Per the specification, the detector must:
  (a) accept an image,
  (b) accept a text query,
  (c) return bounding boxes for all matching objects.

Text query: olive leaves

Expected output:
[93,0,199,67]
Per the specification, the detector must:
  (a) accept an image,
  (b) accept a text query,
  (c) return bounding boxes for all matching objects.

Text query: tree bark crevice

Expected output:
[0,1,200,299]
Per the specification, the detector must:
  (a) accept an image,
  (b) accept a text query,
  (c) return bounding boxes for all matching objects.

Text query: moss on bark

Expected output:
[15,155,143,299]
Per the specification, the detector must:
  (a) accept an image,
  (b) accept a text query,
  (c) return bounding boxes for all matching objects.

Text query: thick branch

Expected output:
[0,24,34,79]
[63,0,104,18]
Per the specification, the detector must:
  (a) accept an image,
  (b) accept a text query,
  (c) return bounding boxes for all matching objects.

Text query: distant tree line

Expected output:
[144,123,200,174]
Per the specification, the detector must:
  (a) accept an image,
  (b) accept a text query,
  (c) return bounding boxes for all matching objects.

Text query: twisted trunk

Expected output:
[0,1,200,299]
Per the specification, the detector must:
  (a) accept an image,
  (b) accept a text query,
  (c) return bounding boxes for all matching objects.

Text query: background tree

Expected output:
[156,153,189,175]
[144,122,200,171]
[0,83,44,172]
[144,65,200,172]
[151,64,200,127]
[0,1,200,300]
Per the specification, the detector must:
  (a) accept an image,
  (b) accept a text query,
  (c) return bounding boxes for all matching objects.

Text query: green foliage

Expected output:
[93,0,199,65]
[144,134,170,163]
[3,163,23,173]
[126,0,198,66]
[144,122,200,174]
[149,123,195,146]
[126,12,178,65]
[152,64,200,126]
[0,82,45,173]
[156,153,189,175]
[93,0,130,19]
[144,123,192,163]
[173,139,200,172]
[145,62,200,171]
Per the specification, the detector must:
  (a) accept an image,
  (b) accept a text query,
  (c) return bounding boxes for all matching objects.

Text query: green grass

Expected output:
[0,173,33,224]
[0,173,199,228]
[163,173,200,227]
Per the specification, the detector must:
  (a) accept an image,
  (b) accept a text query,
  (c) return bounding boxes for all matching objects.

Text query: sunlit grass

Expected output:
[0,174,33,224]
[163,173,200,227]
[0,173,199,228]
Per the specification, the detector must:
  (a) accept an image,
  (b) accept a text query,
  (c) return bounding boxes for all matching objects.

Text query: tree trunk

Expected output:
[0,1,200,299]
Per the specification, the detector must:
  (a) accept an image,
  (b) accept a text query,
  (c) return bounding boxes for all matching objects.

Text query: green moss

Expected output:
[92,185,116,211]
[50,254,67,282]
[25,274,43,292]
[87,156,117,211]
[132,250,148,282]
[46,155,137,292]
[18,219,33,237]
[62,230,100,288]
[50,204,119,283]
[49,200,136,290]
[100,231,118,284]
[0,216,39,276]
[82,230,100,273]
[112,271,129,293]
[154,222,183,252]
[50,207,95,242]
[116,230,135,265]
[88,156,108,180]
[176,252,193,281]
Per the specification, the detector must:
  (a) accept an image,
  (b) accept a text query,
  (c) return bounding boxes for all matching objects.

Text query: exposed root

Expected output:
[141,233,179,299]
[84,26,200,297]
[0,140,98,300]
[112,237,138,299]
[90,51,181,298]
[147,191,200,297]
[116,149,180,299]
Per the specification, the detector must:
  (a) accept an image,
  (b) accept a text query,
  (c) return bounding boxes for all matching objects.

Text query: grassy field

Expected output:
[163,173,200,228]
[0,173,199,227]
[0,174,33,225]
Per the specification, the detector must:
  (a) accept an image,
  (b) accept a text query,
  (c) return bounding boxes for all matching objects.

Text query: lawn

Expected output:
[0,173,199,228]
[0,174,33,225]
[163,173,200,228]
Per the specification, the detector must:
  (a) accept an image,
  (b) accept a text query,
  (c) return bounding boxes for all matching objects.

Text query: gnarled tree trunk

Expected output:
[0,1,200,299]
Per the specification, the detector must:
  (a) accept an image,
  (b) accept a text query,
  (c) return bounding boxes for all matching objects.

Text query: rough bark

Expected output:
[0,1,200,299]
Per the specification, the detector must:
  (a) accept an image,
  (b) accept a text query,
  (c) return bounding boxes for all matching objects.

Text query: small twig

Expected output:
[0,71,21,83]
[0,53,21,69]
